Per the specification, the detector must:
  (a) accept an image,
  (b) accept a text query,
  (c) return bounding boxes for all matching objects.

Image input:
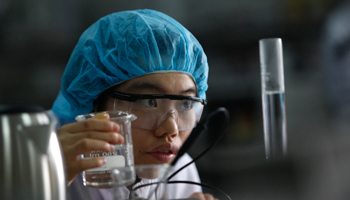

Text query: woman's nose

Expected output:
[154,110,179,138]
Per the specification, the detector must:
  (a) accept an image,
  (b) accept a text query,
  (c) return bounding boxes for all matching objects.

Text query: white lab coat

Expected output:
[66,153,203,200]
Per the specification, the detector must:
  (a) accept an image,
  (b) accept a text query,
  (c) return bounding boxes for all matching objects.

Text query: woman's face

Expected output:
[104,72,197,165]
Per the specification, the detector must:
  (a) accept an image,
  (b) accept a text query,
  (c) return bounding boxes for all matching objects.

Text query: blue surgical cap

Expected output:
[52,9,209,121]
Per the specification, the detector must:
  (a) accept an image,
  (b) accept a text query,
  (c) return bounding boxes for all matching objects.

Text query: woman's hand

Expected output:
[189,192,218,200]
[58,114,124,185]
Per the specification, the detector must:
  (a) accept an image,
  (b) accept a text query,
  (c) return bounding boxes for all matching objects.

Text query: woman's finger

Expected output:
[190,192,205,200]
[189,192,217,200]
[66,157,107,185]
[60,130,123,146]
[93,112,110,119]
[64,138,116,159]
[204,193,215,200]
[61,119,119,133]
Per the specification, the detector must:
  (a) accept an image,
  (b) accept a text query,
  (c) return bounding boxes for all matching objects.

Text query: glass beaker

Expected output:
[75,111,136,188]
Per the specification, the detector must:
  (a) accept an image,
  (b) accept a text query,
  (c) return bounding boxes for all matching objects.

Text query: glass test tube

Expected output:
[259,38,287,160]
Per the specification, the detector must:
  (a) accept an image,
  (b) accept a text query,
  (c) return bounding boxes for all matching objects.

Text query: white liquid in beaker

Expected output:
[83,144,135,188]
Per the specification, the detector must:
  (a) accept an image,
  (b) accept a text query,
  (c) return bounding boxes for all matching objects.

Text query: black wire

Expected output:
[131,180,232,200]
[167,107,230,180]
[131,107,231,199]
[168,181,232,200]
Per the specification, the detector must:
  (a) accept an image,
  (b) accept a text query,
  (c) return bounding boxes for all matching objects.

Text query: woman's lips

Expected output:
[147,143,179,163]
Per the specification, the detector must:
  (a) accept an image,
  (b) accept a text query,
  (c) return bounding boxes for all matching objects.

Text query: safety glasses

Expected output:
[107,91,207,131]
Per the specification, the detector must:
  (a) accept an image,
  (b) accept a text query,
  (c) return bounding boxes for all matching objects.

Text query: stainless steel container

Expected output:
[0,105,66,200]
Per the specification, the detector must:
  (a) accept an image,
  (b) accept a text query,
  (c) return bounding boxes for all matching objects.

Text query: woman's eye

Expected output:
[140,99,157,107]
[179,100,193,110]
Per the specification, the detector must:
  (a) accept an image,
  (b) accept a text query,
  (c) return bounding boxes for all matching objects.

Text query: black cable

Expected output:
[170,119,207,166]
[167,107,230,180]
[168,181,232,200]
[131,180,232,200]
[131,107,231,199]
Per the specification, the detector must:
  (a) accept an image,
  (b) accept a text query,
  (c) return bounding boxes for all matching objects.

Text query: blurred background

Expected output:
[2,0,350,199]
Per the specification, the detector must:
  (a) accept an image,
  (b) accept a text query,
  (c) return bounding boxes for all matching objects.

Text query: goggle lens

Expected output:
[108,92,206,131]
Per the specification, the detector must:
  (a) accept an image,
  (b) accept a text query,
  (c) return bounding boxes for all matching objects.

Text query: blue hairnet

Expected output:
[52,9,209,121]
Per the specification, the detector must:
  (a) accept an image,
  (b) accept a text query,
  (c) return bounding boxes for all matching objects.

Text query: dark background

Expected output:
[1,0,350,199]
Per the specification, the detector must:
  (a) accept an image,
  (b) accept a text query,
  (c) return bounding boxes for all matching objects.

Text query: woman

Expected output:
[52,9,214,200]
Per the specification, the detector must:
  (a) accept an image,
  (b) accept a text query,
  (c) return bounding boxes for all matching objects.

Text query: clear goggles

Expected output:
[106,91,207,131]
